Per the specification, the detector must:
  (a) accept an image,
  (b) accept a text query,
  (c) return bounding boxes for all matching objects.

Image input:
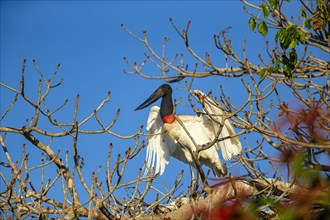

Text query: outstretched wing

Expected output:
[192,90,242,160]
[145,106,176,176]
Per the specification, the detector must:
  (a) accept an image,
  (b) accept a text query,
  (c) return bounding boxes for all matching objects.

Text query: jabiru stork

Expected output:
[135,84,242,178]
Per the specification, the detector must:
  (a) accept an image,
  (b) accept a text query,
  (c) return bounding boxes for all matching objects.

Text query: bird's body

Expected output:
[146,107,227,177]
[135,84,242,177]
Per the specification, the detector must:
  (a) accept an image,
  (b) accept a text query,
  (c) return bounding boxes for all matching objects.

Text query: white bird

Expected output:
[135,84,242,177]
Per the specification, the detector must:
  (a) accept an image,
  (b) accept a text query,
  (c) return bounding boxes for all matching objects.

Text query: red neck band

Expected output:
[162,114,175,124]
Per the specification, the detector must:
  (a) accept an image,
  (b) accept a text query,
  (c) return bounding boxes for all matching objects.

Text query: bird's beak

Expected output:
[135,86,164,111]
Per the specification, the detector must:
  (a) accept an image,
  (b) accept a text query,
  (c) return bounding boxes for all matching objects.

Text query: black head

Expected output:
[135,84,172,111]
[158,84,172,95]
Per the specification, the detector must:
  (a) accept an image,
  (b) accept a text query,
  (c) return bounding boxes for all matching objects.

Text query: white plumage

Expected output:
[144,90,242,177]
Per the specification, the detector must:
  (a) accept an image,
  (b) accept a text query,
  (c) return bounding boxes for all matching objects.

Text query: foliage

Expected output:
[248,0,329,78]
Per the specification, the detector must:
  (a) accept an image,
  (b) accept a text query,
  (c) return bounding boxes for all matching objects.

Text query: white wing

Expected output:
[192,90,242,160]
[175,115,227,176]
[145,106,175,176]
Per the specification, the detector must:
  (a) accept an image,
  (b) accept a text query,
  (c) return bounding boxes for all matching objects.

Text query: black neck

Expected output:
[160,92,173,118]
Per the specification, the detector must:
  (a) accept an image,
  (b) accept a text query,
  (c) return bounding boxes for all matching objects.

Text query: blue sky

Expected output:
[1,0,324,206]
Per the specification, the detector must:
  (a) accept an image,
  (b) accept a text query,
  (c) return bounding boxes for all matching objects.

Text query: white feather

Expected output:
[192,90,242,160]
[145,106,176,175]
[143,91,242,177]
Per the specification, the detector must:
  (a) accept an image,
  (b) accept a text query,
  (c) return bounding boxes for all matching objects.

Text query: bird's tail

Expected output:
[212,162,228,177]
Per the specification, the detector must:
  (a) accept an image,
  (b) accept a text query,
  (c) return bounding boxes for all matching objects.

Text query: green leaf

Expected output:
[300,8,307,18]
[274,28,284,43]
[298,30,306,44]
[257,21,268,37]
[267,67,274,75]
[282,53,294,78]
[288,48,298,65]
[275,57,281,70]
[281,54,290,65]
[262,4,271,17]
[292,152,305,176]
[281,33,292,49]
[288,38,298,48]
[259,68,267,78]
[269,0,278,9]
[248,17,256,31]
[275,28,288,49]
[276,25,306,49]
[304,19,311,29]
[283,64,293,78]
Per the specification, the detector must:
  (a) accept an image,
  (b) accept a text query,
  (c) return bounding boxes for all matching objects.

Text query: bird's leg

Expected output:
[195,170,201,191]
[187,149,209,187]
[190,163,194,180]
[189,150,201,192]
[189,162,196,191]
[174,115,209,187]
[192,150,209,187]
[177,140,209,187]
[190,164,201,192]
